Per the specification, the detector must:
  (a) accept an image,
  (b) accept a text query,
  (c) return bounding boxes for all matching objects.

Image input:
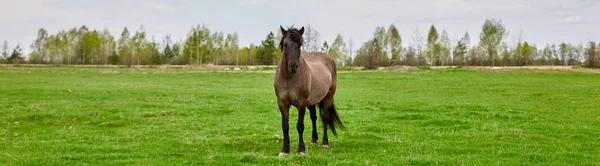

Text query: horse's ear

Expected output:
[299,26,305,35]
[280,25,287,35]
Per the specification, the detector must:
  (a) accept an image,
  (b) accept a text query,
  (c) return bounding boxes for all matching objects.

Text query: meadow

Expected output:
[0,66,599,165]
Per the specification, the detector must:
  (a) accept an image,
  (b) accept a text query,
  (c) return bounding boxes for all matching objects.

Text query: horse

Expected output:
[273,26,346,156]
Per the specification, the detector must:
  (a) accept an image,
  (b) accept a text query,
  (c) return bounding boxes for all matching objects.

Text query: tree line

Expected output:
[1,19,599,68]
[353,19,600,69]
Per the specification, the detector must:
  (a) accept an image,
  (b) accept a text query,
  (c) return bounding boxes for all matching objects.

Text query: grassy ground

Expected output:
[1,66,599,165]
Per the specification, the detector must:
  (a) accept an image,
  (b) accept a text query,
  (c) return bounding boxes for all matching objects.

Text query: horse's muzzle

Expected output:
[288,63,298,73]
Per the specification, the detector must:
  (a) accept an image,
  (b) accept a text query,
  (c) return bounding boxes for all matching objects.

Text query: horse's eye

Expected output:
[284,43,288,47]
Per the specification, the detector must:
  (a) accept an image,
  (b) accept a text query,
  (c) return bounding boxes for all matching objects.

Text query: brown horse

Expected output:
[274,26,346,156]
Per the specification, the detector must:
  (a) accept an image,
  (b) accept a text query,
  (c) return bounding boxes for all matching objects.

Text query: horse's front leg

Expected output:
[296,103,307,154]
[278,99,291,157]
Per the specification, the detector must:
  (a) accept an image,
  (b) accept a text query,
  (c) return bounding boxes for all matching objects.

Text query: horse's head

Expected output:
[279,26,304,73]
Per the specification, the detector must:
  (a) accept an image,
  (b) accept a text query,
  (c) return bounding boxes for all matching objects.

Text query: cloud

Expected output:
[563,15,583,24]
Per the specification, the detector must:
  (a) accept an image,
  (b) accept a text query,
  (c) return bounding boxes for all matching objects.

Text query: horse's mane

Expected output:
[279,27,304,51]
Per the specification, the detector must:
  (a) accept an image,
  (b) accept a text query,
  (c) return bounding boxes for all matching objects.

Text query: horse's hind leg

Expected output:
[308,105,318,144]
[322,118,329,149]
[320,97,333,149]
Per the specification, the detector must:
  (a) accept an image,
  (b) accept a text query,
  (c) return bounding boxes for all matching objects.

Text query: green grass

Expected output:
[1,67,599,165]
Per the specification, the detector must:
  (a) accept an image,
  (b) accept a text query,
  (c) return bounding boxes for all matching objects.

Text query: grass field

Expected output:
[1,66,599,165]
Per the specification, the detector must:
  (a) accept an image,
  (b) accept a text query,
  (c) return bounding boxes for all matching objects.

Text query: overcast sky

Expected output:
[1,0,599,53]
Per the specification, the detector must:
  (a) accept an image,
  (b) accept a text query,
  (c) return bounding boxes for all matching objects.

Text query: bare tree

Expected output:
[347,37,354,66]
[440,30,451,66]
[412,27,425,66]
[302,25,321,53]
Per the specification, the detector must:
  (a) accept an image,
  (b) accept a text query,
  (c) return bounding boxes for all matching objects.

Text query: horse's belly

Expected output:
[307,77,331,105]
[307,92,327,105]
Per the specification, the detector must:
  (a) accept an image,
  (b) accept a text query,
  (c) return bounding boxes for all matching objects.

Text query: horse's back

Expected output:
[302,52,336,73]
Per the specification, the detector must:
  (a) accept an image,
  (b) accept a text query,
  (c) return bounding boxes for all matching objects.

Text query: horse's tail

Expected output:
[318,101,346,136]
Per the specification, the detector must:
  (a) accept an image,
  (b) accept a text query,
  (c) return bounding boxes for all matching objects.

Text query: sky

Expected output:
[1,0,599,54]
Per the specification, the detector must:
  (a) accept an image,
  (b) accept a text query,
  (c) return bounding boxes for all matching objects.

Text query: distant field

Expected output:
[1,66,599,165]
[2,64,599,73]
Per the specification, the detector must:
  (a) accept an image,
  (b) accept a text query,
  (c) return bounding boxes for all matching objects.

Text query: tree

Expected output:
[321,41,329,52]
[479,19,507,66]
[182,24,212,65]
[161,35,174,64]
[426,25,439,65]
[328,34,348,66]
[256,31,277,65]
[210,31,225,65]
[225,33,240,66]
[73,25,89,64]
[403,46,418,66]
[467,45,485,66]
[454,32,470,66]
[522,42,534,65]
[550,44,559,65]
[79,30,103,64]
[183,29,197,64]
[439,30,451,66]
[44,34,59,64]
[170,42,183,65]
[303,25,320,53]
[373,26,388,59]
[245,44,257,65]
[412,28,425,66]
[514,42,523,66]
[347,37,354,66]
[8,45,24,64]
[388,24,402,65]
[560,42,569,66]
[574,43,585,66]
[565,43,578,66]
[118,27,132,66]
[432,43,443,65]
[586,41,598,68]
[463,32,471,46]
[64,28,79,65]
[355,38,386,69]
[453,40,467,66]
[149,38,163,65]
[98,28,116,65]
[1,40,9,63]
[500,43,510,66]
[30,28,48,64]
[131,26,149,65]
[543,45,553,65]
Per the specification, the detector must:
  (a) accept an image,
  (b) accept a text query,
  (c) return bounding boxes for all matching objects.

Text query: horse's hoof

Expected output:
[278,152,289,157]
[321,145,329,149]
[297,152,305,155]
[310,140,318,145]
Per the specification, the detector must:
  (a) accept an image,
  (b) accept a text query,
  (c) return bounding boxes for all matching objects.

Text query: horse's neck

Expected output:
[298,56,310,74]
